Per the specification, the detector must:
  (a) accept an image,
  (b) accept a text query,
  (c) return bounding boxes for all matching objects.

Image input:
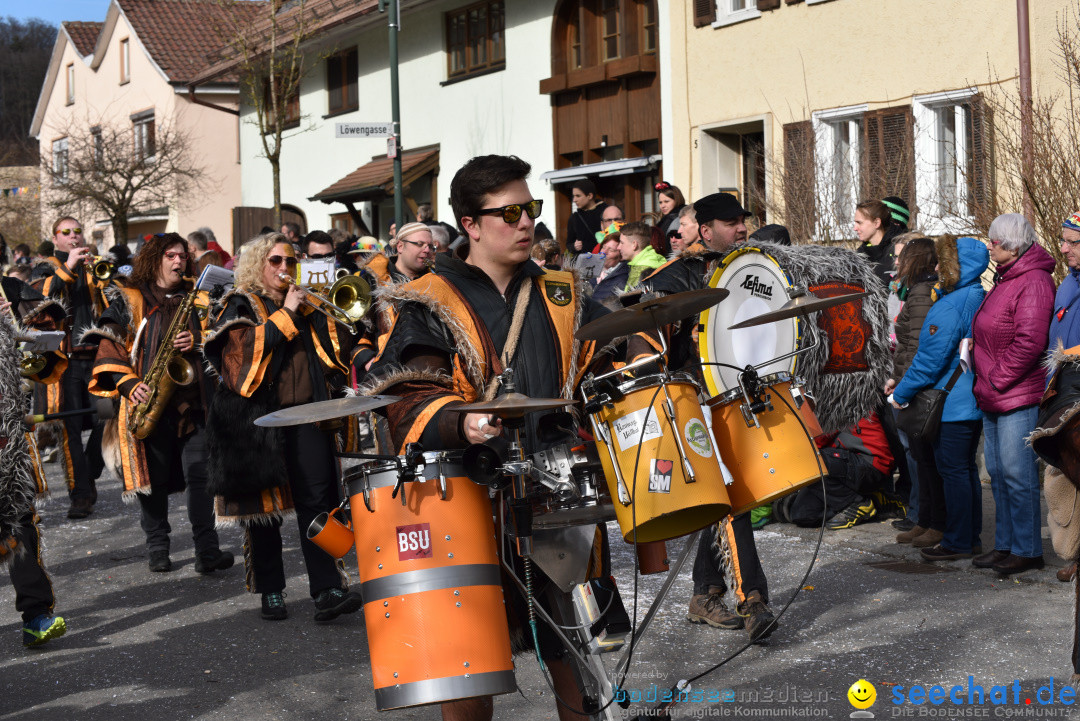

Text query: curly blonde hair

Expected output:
[234,232,289,295]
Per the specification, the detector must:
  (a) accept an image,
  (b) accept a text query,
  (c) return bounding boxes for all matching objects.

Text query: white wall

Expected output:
[238,0,558,240]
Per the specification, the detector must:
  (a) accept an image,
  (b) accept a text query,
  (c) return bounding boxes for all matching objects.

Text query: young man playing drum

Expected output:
[366,155,621,721]
[636,192,779,642]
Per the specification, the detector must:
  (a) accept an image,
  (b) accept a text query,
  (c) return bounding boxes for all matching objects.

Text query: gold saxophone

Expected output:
[127,287,198,440]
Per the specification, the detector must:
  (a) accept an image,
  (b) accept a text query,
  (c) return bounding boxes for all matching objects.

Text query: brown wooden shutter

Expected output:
[146,117,156,158]
[694,0,716,27]
[862,106,915,225]
[783,120,815,241]
[758,0,781,9]
[785,0,803,4]
[967,94,995,227]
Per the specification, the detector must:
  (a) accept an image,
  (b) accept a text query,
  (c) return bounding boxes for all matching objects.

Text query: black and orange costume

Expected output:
[365,253,617,659]
[84,280,227,568]
[1,277,67,629]
[202,288,364,599]
[352,252,428,373]
[36,253,110,512]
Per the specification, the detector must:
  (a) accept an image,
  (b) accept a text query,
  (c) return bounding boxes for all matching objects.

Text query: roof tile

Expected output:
[63,21,104,57]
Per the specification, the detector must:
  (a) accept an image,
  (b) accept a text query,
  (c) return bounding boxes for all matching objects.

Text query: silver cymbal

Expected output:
[254,395,401,427]
[447,393,576,418]
[575,288,730,341]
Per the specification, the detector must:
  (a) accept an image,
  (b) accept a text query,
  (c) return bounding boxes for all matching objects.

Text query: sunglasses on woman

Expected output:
[475,199,543,224]
[268,255,298,268]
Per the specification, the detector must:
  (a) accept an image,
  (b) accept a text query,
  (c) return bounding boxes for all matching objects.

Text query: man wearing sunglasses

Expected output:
[302,230,336,260]
[203,234,365,623]
[366,155,625,721]
[85,234,233,576]
[37,216,110,520]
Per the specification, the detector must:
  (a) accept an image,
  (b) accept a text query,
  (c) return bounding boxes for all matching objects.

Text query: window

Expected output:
[812,105,866,239]
[641,1,657,53]
[568,4,584,69]
[264,78,301,130]
[713,0,761,27]
[52,138,69,181]
[446,1,505,80]
[120,38,130,84]
[65,63,74,105]
[600,0,620,61]
[914,89,990,233]
[326,48,358,116]
[131,111,155,162]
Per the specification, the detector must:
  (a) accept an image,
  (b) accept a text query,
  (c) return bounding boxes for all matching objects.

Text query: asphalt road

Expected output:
[2,452,1077,721]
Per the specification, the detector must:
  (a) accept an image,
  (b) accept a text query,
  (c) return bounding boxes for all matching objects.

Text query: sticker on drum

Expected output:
[699,248,800,397]
[396,523,432,560]
[612,407,663,452]
[683,418,714,458]
[648,459,673,493]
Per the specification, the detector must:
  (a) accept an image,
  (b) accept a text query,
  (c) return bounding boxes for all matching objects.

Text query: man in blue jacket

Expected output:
[891,236,989,561]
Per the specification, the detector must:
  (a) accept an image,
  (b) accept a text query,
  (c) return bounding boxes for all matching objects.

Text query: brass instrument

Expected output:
[127,287,198,440]
[90,256,117,282]
[278,272,370,335]
[0,284,47,378]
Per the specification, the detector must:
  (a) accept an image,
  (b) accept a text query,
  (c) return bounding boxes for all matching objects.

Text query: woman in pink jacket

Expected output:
[971,213,1056,575]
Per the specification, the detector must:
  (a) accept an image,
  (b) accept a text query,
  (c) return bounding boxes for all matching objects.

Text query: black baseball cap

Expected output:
[693,193,750,225]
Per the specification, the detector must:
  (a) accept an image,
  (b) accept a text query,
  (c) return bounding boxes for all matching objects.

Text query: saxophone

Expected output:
[128,288,199,440]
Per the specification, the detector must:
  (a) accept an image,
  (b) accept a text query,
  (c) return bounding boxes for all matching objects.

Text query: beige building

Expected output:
[667,0,1072,241]
[29,0,253,251]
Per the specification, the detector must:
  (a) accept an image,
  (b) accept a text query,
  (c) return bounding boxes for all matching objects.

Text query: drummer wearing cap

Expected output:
[632,192,779,642]
[365,154,621,721]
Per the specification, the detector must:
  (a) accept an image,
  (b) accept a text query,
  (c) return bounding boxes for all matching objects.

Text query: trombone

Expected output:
[277,272,371,335]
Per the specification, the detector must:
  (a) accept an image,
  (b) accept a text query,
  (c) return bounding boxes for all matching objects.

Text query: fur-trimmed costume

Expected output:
[0,316,37,564]
[353,252,429,373]
[33,254,110,499]
[83,283,205,500]
[202,287,362,597]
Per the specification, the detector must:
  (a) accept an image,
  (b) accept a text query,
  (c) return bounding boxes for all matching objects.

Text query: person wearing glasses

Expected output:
[202,233,364,623]
[84,234,234,575]
[364,154,626,721]
[36,216,110,520]
[351,222,434,376]
[968,215,1055,575]
[302,230,336,261]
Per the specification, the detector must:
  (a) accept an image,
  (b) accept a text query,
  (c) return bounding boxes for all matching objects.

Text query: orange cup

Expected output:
[306,507,354,559]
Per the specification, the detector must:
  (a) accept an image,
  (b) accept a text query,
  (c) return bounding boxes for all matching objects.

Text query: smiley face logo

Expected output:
[847,679,876,710]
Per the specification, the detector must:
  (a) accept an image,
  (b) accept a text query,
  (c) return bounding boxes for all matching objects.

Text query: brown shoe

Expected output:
[896,525,927,544]
[911,529,944,548]
[992,554,1045,575]
[1058,563,1077,582]
[739,590,777,641]
[972,549,1010,569]
[687,590,743,630]
[67,498,94,520]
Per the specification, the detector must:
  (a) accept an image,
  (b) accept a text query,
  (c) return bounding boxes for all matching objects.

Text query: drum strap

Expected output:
[482,279,532,401]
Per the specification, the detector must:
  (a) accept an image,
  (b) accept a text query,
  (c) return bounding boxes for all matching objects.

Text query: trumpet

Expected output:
[278,272,371,335]
[90,256,117,281]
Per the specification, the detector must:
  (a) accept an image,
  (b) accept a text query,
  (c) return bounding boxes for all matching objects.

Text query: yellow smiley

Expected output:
[847,679,876,710]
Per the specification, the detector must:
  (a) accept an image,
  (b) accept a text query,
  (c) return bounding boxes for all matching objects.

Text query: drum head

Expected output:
[699,248,798,396]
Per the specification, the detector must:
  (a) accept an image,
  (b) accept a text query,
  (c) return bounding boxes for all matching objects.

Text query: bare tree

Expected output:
[977,1,1080,278]
[210,0,329,228]
[0,18,55,167]
[42,119,207,246]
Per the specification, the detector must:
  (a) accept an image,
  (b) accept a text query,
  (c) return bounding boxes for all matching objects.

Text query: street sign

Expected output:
[335,122,395,139]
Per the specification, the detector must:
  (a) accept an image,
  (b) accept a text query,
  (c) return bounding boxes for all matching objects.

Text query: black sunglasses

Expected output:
[475,199,543,224]
[306,251,335,259]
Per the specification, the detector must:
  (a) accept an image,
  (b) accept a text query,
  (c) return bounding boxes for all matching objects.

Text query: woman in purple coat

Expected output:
[971,213,1057,575]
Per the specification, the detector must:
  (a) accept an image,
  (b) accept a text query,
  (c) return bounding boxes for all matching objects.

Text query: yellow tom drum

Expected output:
[589,373,731,543]
[706,373,824,516]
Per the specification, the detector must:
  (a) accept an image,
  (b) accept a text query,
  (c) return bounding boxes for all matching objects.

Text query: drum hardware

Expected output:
[574,287,730,342]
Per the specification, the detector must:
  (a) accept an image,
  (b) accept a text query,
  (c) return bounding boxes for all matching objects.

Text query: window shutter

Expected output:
[147,118,156,158]
[758,0,781,9]
[346,49,358,110]
[327,55,343,114]
[694,0,716,27]
[785,0,802,4]
[967,95,995,226]
[783,120,815,241]
[862,106,915,225]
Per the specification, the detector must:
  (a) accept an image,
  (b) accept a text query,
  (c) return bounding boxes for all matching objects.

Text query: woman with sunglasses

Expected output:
[85,233,233,575]
[203,233,365,622]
